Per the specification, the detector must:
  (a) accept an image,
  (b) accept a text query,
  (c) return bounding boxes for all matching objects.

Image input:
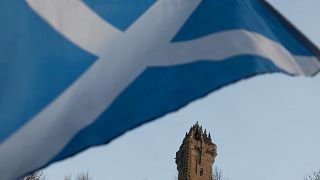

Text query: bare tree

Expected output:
[21,171,45,180]
[22,171,92,180]
[305,170,320,180]
[76,171,91,180]
[64,175,72,180]
[213,167,229,180]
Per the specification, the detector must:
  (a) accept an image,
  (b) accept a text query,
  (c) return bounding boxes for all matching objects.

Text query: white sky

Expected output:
[43,1,320,179]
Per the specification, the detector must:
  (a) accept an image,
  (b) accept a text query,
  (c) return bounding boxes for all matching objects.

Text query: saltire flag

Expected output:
[0,0,320,179]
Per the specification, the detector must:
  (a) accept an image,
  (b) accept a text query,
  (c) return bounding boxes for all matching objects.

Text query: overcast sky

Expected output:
[43,1,320,179]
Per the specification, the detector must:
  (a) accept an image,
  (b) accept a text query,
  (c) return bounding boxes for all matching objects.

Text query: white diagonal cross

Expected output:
[1,0,319,179]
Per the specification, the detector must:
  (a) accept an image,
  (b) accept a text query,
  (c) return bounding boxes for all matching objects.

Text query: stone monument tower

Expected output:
[176,122,217,180]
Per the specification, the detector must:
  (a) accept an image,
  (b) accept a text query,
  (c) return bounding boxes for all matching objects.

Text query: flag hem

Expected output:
[261,0,320,68]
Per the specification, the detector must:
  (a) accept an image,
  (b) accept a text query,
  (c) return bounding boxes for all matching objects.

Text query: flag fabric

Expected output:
[1,0,320,179]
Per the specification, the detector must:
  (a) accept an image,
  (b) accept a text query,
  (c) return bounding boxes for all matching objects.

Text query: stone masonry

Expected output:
[176,122,217,180]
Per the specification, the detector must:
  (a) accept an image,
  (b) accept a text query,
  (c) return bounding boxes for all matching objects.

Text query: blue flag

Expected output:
[0,0,319,179]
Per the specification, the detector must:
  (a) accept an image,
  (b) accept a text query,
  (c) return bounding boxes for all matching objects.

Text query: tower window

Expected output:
[200,168,203,176]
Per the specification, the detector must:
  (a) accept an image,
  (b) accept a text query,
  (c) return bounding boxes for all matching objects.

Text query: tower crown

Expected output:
[184,122,215,146]
[176,122,217,180]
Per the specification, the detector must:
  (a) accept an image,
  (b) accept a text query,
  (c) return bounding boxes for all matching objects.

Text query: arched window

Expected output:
[200,168,203,176]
